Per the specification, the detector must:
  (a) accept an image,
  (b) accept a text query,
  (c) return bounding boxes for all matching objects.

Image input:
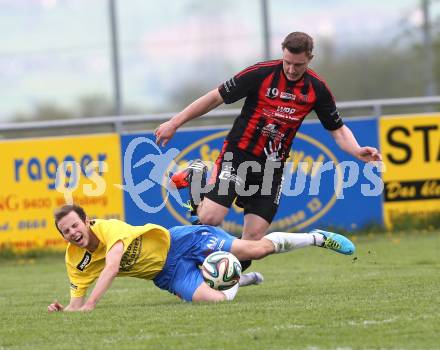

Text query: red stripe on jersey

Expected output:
[237,113,262,150]
[209,141,229,184]
[238,113,266,153]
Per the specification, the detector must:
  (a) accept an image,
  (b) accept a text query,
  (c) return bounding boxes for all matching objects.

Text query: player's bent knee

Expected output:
[198,212,224,226]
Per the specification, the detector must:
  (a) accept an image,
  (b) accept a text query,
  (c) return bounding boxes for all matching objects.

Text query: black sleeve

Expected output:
[218,64,264,104]
[313,80,344,131]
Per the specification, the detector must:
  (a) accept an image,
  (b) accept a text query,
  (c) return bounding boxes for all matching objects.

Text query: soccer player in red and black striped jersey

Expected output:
[155,32,381,256]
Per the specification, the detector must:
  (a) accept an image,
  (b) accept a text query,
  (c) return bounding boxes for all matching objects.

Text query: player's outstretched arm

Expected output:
[79,241,124,312]
[47,297,84,313]
[155,89,224,147]
[330,125,382,162]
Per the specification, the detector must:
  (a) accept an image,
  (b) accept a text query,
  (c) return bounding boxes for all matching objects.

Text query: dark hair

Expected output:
[54,204,87,234]
[281,32,314,56]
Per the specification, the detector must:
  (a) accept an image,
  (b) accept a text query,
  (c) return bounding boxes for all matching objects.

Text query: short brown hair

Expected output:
[281,32,314,56]
[54,204,87,234]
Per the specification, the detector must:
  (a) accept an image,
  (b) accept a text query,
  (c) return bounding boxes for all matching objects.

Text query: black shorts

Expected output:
[204,145,284,223]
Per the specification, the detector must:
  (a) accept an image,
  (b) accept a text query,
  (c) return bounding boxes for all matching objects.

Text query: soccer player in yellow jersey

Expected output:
[48,204,355,312]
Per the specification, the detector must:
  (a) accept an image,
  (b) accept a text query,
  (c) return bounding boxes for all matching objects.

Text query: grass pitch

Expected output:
[0,231,439,350]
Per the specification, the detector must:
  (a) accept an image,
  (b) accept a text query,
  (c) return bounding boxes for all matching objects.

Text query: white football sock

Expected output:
[221,283,239,301]
[313,232,325,246]
[239,272,264,287]
[264,232,317,253]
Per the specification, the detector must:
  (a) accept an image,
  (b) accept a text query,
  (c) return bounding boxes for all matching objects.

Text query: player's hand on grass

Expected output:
[79,302,95,312]
[47,300,64,313]
[356,146,382,162]
[155,120,178,147]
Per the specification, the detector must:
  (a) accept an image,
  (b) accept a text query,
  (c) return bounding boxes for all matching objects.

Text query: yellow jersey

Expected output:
[65,219,170,298]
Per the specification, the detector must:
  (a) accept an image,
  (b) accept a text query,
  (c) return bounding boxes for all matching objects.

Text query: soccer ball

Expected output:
[201,251,242,290]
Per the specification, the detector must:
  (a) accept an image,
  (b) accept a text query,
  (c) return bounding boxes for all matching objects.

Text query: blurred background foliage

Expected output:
[1,0,439,122]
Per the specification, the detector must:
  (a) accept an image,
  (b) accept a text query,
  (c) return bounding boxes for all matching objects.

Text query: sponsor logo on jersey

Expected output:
[266,90,302,102]
[296,94,309,104]
[119,236,142,272]
[274,112,300,121]
[276,106,296,114]
[76,251,92,271]
[262,108,300,122]
[280,92,295,100]
[273,106,299,121]
[261,124,285,142]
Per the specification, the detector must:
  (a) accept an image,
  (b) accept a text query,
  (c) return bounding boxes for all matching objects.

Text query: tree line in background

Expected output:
[8,33,440,122]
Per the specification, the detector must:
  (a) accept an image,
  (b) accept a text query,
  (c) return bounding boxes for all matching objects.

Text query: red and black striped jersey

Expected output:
[218,59,343,161]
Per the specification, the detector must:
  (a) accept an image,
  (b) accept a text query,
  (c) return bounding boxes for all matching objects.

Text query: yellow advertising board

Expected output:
[380,114,440,228]
[0,133,124,251]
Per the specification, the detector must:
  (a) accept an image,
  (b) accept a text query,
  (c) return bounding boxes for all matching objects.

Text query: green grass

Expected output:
[0,231,439,350]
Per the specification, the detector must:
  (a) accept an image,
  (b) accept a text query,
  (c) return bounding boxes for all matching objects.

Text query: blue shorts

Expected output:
[153,225,236,301]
